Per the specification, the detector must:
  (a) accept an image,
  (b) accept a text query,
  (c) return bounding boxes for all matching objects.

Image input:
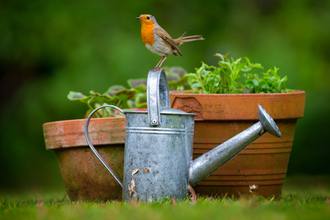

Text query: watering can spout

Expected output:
[188,104,282,187]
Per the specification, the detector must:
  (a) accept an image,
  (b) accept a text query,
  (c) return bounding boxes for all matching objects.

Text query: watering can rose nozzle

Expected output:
[188,104,283,187]
[257,104,282,139]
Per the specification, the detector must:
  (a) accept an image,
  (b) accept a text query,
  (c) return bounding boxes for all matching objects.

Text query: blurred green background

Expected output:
[1,0,329,193]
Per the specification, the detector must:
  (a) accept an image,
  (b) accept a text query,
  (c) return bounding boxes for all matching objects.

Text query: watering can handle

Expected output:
[84,105,124,188]
[147,69,171,126]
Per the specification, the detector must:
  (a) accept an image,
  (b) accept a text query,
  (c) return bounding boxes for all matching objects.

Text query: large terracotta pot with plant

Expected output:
[43,80,147,201]
[170,54,306,198]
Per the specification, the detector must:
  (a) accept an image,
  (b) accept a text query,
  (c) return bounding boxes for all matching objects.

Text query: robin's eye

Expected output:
[147,16,150,20]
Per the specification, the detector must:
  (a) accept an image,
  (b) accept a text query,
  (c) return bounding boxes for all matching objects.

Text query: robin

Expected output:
[136,14,204,71]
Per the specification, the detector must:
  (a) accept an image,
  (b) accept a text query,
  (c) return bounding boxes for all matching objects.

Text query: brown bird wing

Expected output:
[154,26,183,57]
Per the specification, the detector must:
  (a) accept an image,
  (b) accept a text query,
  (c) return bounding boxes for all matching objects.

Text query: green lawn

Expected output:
[1,176,329,220]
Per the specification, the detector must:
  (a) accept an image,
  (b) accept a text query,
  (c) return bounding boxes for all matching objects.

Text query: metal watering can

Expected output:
[85,69,282,202]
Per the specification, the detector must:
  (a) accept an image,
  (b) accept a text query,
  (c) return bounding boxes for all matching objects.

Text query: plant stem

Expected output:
[88,100,101,118]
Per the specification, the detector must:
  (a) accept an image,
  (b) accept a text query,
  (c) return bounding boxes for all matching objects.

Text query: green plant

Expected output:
[163,66,192,91]
[68,79,147,118]
[186,53,292,94]
[68,67,192,118]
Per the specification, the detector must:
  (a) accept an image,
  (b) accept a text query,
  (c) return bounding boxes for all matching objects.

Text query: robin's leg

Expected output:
[157,55,168,68]
[150,56,167,71]
[155,56,166,68]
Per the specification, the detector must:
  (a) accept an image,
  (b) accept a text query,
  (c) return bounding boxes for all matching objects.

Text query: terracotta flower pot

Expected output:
[43,117,125,201]
[170,90,305,198]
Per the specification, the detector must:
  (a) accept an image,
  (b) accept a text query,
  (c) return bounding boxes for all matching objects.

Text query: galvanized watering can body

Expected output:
[85,69,282,202]
[124,110,195,201]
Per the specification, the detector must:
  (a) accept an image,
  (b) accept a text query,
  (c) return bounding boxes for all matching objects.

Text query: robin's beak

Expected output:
[136,17,142,20]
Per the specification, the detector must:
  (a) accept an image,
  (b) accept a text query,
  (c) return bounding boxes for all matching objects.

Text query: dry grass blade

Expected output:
[61,194,68,201]
[187,185,196,204]
[132,169,139,176]
[171,198,177,206]
[128,178,136,196]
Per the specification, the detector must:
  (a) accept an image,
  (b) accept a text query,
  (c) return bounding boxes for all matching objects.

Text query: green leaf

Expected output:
[168,66,187,76]
[191,82,203,88]
[166,74,180,82]
[114,89,136,100]
[185,73,199,80]
[280,76,288,83]
[135,93,147,108]
[214,52,230,61]
[104,85,126,97]
[127,100,136,109]
[252,79,259,87]
[135,102,148,108]
[127,79,147,88]
[133,84,147,93]
[89,91,119,105]
[67,91,90,103]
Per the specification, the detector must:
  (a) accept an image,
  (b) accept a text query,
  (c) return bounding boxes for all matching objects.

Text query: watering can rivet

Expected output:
[152,119,157,124]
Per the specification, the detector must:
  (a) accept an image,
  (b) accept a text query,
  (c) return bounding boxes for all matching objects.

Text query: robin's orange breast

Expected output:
[141,23,156,46]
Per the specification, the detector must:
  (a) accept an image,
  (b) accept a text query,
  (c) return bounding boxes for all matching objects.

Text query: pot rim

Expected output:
[170,90,306,121]
[43,117,126,150]
[169,90,305,96]
[42,116,125,126]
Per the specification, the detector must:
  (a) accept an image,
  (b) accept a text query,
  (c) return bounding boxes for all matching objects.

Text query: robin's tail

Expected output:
[174,34,204,46]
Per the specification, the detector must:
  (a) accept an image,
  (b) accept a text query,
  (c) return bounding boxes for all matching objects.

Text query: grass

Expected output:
[1,175,330,220]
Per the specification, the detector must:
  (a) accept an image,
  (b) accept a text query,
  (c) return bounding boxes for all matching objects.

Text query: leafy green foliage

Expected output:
[163,66,192,91]
[243,66,292,93]
[68,69,192,118]
[68,79,146,118]
[67,56,292,118]
[187,53,292,94]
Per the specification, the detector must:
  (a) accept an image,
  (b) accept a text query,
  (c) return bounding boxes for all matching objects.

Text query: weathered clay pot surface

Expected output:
[43,117,125,201]
[170,90,305,198]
